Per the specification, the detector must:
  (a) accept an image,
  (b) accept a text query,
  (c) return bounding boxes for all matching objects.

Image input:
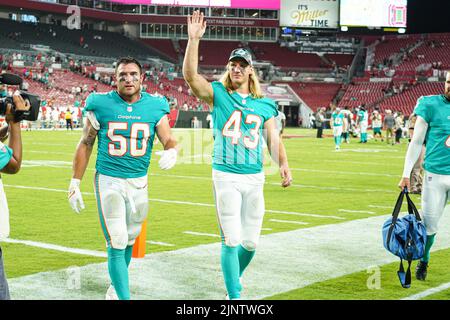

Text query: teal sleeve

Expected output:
[0,144,13,170]
[82,93,96,115]
[413,96,430,123]
[266,99,278,121]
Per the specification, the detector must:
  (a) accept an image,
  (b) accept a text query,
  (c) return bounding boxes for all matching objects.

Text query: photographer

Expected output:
[0,91,30,300]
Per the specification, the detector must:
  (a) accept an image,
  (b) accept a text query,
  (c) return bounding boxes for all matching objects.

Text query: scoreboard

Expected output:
[340,0,407,28]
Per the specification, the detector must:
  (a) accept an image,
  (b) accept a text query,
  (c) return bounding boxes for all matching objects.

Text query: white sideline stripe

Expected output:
[9,212,450,300]
[402,282,450,300]
[261,228,272,231]
[4,185,342,220]
[269,219,309,225]
[3,238,107,258]
[290,168,400,178]
[183,231,221,238]
[146,241,175,247]
[339,209,376,214]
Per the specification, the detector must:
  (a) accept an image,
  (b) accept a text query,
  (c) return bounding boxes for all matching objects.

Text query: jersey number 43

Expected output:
[222,110,262,149]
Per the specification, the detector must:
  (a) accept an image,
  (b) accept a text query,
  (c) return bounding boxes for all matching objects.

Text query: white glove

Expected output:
[68,178,85,213]
[155,148,177,170]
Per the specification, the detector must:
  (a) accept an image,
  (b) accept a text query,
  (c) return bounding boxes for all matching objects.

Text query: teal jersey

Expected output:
[414,95,450,175]
[84,91,169,178]
[0,142,13,170]
[358,110,368,123]
[332,112,344,127]
[211,82,278,174]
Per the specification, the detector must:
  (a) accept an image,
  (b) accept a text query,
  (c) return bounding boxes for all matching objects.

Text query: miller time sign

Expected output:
[280,0,339,29]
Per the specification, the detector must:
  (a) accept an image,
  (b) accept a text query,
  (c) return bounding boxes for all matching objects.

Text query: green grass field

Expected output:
[1,127,449,300]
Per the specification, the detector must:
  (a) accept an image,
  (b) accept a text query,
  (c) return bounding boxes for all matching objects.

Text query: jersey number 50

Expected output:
[222,110,262,149]
[107,122,150,157]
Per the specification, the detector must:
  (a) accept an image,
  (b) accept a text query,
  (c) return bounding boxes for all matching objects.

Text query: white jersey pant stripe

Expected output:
[212,170,265,250]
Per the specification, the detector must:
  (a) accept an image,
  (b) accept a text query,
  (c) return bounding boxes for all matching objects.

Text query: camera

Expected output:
[0,73,40,121]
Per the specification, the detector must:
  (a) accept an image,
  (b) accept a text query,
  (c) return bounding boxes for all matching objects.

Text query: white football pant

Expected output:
[94,173,149,249]
[360,122,368,134]
[421,170,450,235]
[333,126,343,137]
[212,169,265,251]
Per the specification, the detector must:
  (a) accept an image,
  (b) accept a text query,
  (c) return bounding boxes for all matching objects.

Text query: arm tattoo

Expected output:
[80,123,98,147]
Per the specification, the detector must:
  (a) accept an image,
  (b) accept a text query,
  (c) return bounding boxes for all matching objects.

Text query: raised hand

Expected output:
[187,10,206,40]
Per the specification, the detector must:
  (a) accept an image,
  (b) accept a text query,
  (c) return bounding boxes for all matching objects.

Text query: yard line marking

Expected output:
[368,205,393,209]
[148,173,398,194]
[290,168,400,178]
[339,209,376,214]
[146,241,176,247]
[3,238,107,258]
[148,198,214,207]
[183,231,221,238]
[265,209,345,220]
[324,160,399,166]
[26,151,75,156]
[4,185,343,220]
[24,142,75,147]
[8,213,450,300]
[268,219,309,225]
[402,282,450,300]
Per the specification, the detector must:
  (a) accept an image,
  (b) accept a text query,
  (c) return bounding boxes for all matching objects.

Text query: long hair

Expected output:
[219,63,264,99]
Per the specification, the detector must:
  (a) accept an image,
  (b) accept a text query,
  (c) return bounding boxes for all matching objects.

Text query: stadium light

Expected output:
[340,26,348,32]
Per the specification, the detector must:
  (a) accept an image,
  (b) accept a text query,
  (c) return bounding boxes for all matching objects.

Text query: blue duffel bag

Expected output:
[382,189,427,288]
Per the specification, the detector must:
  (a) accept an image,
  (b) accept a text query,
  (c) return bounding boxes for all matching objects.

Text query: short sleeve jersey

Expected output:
[413,94,450,175]
[211,82,278,174]
[84,91,169,178]
[332,112,344,127]
[358,110,368,124]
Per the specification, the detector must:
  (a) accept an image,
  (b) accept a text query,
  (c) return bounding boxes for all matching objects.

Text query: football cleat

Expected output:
[105,285,119,300]
[415,261,428,281]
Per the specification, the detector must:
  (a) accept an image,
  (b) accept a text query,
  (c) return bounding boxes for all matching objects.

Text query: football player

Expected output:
[330,107,344,150]
[183,11,292,300]
[399,71,450,281]
[356,105,369,143]
[68,57,178,300]
[371,110,383,142]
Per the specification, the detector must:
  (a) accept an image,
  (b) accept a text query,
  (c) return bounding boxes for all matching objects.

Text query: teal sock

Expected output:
[107,247,130,300]
[421,234,436,263]
[336,136,342,147]
[125,245,133,268]
[238,245,255,277]
[221,244,241,299]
